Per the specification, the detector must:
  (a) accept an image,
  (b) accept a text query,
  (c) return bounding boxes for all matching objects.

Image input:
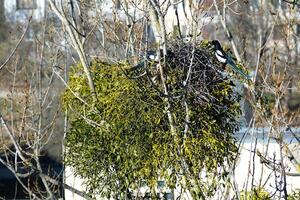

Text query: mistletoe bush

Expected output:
[63,42,241,198]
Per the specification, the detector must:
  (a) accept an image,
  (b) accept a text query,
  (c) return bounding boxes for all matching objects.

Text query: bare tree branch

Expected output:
[0,16,32,71]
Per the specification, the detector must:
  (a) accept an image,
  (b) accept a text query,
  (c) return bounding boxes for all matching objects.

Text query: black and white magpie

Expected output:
[131,49,174,70]
[129,50,158,70]
[211,40,250,80]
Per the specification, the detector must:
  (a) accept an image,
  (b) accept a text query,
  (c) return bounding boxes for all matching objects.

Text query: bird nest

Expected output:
[129,41,234,105]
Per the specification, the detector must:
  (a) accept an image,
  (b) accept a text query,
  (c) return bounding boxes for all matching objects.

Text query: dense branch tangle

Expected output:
[130,40,230,107]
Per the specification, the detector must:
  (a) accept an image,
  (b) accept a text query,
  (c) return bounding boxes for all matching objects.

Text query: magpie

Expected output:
[145,49,175,61]
[130,49,174,70]
[211,40,250,80]
[129,50,158,71]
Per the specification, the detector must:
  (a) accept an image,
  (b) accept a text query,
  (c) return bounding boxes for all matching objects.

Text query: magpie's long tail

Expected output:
[226,56,251,80]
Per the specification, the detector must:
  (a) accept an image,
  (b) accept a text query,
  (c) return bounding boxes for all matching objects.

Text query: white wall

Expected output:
[65,166,88,200]
[151,1,213,42]
[233,129,300,197]
[4,0,45,22]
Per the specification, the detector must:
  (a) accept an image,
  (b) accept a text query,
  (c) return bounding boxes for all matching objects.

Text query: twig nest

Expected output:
[130,40,234,106]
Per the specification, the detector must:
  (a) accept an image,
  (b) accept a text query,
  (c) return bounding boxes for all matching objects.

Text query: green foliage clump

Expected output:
[63,44,241,198]
[288,190,300,200]
[240,187,271,200]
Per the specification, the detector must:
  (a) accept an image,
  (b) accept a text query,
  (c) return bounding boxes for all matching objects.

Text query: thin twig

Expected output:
[0,16,32,71]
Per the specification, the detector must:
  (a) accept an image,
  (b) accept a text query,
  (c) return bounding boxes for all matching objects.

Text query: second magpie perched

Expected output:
[130,49,175,70]
[211,40,250,80]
